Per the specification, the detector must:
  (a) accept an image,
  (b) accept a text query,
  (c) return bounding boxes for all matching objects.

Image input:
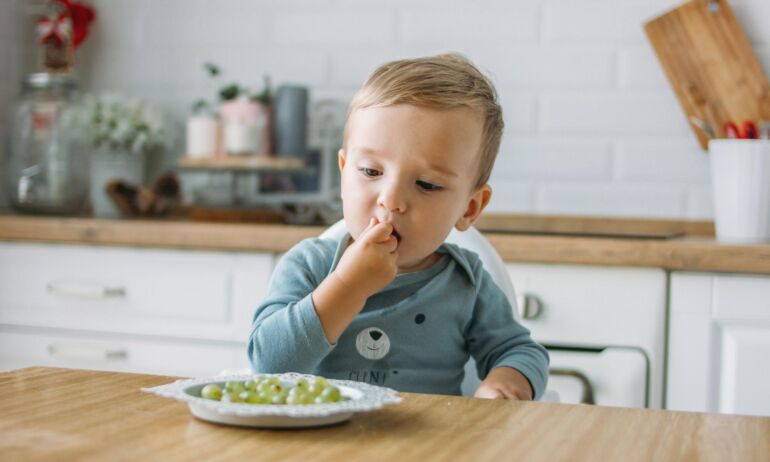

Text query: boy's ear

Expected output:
[455,184,492,231]
[338,149,346,172]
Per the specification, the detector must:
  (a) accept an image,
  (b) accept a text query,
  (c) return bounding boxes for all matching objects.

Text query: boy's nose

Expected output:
[377,185,407,214]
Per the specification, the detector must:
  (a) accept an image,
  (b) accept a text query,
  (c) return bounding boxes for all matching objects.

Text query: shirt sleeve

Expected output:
[466,264,550,400]
[247,238,336,373]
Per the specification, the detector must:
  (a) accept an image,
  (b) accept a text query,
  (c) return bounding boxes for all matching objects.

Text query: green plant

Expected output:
[193,62,271,113]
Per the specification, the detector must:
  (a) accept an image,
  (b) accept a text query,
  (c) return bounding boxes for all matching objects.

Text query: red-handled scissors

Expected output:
[723,120,759,139]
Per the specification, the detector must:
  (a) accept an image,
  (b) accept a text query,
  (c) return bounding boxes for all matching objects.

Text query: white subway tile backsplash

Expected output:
[498,90,538,134]
[273,10,396,46]
[215,48,330,87]
[141,10,204,48]
[483,47,614,88]
[485,180,534,213]
[615,138,710,183]
[0,2,17,41]
[496,136,612,180]
[686,185,714,220]
[400,3,539,45]
[618,46,669,89]
[191,14,271,47]
[4,0,760,219]
[543,0,679,43]
[87,0,144,50]
[541,92,687,135]
[535,182,687,218]
[732,0,770,45]
[329,49,406,87]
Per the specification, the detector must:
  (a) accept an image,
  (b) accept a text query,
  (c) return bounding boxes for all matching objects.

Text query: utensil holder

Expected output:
[709,139,770,242]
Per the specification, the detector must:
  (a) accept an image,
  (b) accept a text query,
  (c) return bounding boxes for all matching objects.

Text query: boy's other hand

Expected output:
[333,218,398,300]
[474,366,533,401]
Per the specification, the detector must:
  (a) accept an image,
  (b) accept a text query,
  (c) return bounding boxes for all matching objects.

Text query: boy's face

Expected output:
[339,104,492,273]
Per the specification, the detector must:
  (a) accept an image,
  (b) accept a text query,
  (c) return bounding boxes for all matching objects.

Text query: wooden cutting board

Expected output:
[644,0,770,149]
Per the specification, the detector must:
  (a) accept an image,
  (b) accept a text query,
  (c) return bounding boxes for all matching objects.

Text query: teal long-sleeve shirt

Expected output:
[247,234,549,398]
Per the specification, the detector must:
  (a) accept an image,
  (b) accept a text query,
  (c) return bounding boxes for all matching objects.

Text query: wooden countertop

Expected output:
[1,367,767,461]
[2,213,770,274]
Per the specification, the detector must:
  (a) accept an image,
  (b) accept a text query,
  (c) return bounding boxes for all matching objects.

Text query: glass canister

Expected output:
[6,73,89,214]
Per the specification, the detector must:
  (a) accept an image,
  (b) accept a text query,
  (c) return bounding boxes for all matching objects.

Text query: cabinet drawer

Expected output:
[506,263,666,348]
[0,242,273,340]
[0,328,251,377]
[549,347,648,408]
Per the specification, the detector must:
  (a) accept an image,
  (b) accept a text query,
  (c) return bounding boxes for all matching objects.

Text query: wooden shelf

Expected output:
[178,155,307,172]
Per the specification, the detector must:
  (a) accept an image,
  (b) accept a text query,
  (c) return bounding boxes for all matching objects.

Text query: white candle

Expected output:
[186,115,219,158]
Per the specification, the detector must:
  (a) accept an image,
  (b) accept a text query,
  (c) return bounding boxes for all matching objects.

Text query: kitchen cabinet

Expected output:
[506,263,667,408]
[0,242,274,376]
[667,272,770,416]
[1,241,668,408]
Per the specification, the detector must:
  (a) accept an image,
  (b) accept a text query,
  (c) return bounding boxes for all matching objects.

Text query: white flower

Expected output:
[64,92,169,155]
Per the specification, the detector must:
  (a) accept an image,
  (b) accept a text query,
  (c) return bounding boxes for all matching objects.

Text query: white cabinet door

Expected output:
[0,329,251,377]
[0,242,274,341]
[505,263,667,409]
[0,242,272,376]
[668,272,770,416]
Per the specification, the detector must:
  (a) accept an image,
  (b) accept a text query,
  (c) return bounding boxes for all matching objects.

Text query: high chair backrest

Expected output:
[319,219,519,321]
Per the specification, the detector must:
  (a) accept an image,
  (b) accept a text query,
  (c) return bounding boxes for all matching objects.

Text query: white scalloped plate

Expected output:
[142,372,402,428]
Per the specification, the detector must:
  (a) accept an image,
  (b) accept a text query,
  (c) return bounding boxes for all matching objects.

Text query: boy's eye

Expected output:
[416,180,443,191]
[358,167,381,177]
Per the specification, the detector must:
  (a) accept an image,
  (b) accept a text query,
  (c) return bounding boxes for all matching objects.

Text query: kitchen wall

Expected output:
[0,1,27,208]
[3,0,770,219]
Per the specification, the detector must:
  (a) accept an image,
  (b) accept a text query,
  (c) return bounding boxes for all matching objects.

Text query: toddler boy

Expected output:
[248,53,549,399]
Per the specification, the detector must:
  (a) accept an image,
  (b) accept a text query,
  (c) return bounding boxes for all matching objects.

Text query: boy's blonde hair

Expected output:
[346,53,503,189]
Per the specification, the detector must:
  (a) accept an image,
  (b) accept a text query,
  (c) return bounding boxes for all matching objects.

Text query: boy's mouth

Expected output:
[391,228,401,245]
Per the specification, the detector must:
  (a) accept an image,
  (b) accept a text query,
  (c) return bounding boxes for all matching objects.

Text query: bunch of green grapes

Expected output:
[200,375,344,405]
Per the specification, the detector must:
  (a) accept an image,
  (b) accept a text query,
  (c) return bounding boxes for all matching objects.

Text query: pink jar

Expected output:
[219,98,271,155]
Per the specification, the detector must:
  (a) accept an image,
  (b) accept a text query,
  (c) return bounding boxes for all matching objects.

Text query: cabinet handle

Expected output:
[550,367,595,405]
[47,343,128,361]
[516,293,544,320]
[47,281,127,299]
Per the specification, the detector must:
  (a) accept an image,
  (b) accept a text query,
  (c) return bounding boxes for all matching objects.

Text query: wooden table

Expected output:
[1,368,768,461]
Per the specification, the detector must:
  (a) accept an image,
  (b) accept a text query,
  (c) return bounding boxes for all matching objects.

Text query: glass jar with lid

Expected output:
[6,73,89,215]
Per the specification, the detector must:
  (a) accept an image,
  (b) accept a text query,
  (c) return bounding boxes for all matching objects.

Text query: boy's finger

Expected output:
[382,234,399,253]
[363,221,393,243]
[474,386,504,400]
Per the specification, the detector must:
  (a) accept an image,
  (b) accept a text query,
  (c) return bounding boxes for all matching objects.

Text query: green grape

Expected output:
[225,381,245,394]
[307,382,324,396]
[320,386,341,402]
[272,391,288,405]
[243,379,259,391]
[209,374,342,406]
[285,393,304,405]
[258,382,282,395]
[221,390,244,403]
[240,390,262,404]
[201,384,223,401]
[315,395,335,404]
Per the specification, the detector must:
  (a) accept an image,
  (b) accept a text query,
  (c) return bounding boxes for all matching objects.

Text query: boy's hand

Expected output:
[333,218,398,300]
[474,367,533,400]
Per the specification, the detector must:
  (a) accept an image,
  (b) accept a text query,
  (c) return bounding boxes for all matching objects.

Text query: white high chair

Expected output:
[320,220,556,400]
